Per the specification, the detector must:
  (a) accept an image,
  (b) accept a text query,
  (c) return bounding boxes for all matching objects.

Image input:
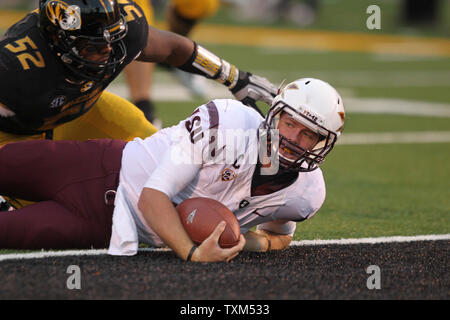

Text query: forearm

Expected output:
[138,187,194,260]
[138,188,246,262]
[138,27,239,88]
[137,27,276,111]
[137,26,195,66]
[244,230,292,252]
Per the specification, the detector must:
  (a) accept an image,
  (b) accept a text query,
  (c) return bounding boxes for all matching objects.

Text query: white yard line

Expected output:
[1,234,448,262]
[290,234,450,246]
[110,80,450,145]
[258,69,450,88]
[0,247,171,262]
[338,131,450,145]
[0,249,109,262]
[344,97,450,117]
[107,82,450,118]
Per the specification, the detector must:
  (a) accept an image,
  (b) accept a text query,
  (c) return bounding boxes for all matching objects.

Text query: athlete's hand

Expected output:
[230,71,277,117]
[191,221,246,262]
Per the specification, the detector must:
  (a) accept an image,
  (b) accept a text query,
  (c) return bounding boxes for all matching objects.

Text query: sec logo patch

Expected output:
[49,95,66,109]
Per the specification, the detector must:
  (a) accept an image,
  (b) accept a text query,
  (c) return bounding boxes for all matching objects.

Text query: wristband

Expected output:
[186,245,198,262]
[178,43,239,89]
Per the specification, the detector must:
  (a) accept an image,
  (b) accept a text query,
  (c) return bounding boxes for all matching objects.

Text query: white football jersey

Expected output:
[108,99,325,255]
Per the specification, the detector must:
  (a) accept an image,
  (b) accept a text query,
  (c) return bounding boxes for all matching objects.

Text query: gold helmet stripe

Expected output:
[99,0,111,24]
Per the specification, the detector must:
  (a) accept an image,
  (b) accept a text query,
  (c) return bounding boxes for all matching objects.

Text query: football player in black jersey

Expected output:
[0,0,275,143]
[0,0,277,210]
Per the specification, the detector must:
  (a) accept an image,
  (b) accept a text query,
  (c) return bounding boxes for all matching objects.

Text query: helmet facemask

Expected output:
[263,101,338,173]
[56,16,128,81]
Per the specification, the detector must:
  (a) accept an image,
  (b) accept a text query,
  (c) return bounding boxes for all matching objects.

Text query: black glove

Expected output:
[230,71,277,117]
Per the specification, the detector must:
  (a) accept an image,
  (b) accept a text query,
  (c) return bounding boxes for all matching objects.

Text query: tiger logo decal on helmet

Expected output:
[45,1,82,31]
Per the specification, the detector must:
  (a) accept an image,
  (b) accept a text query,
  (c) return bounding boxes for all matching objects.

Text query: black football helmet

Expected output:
[38,0,128,81]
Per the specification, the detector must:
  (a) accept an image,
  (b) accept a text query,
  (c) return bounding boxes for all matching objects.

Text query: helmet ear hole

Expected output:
[56,30,66,42]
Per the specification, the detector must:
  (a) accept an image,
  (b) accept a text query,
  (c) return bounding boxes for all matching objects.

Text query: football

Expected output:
[176,197,241,248]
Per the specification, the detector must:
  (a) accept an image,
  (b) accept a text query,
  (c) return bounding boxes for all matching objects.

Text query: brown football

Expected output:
[176,197,241,248]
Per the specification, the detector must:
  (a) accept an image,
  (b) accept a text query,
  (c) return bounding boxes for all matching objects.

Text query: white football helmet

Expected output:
[262,78,345,172]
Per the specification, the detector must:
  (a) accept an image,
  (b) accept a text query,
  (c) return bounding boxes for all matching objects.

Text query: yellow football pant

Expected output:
[133,0,219,24]
[133,0,155,24]
[171,0,219,20]
[53,91,158,141]
[0,91,157,146]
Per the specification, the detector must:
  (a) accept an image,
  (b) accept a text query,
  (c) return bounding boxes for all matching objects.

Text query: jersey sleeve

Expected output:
[0,20,25,115]
[143,100,226,199]
[0,61,16,117]
[0,12,44,118]
[118,0,149,65]
[264,169,326,229]
[256,220,297,237]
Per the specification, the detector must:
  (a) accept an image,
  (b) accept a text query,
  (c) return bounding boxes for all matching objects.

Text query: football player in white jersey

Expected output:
[114,77,345,262]
[0,78,345,263]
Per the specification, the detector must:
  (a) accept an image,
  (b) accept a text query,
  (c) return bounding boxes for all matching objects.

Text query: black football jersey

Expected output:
[0,1,148,135]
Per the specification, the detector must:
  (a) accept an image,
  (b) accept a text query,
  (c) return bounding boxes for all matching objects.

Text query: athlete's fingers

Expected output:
[208,220,226,243]
[222,234,246,258]
[226,251,239,262]
[224,236,246,262]
[235,234,246,250]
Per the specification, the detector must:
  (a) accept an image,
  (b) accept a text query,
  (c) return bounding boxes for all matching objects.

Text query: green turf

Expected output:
[201,0,450,37]
[0,249,34,254]
[163,44,450,104]
[1,8,450,255]
[154,99,450,240]
[3,0,449,37]
[151,41,449,241]
[352,87,450,105]
[153,100,450,132]
[296,142,450,239]
[343,114,450,133]
[201,44,450,73]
